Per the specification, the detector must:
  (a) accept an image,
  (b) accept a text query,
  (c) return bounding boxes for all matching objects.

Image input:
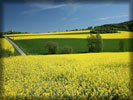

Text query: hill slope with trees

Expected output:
[90,20,133,34]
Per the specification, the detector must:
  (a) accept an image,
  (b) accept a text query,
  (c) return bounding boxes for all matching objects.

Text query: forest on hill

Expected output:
[70,20,133,33]
[89,20,133,33]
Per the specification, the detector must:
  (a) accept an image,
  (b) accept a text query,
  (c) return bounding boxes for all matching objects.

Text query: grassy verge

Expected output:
[13,46,21,56]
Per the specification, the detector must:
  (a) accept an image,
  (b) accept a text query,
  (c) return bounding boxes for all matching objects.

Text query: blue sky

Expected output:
[3,2,129,33]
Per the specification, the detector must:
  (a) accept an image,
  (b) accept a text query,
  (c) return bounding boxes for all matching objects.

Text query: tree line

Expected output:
[66,20,133,33]
[90,21,133,34]
[45,33,126,55]
[45,34,103,54]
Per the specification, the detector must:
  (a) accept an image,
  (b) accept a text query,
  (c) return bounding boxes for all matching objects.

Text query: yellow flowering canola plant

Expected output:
[6,31,133,40]
[0,38,15,56]
[4,30,91,37]
[0,52,133,100]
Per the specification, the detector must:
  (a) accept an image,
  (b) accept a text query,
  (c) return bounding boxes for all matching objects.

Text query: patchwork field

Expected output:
[6,31,133,40]
[4,30,133,55]
[1,30,133,99]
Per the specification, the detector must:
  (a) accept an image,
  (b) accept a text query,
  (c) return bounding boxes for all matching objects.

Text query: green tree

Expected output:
[87,34,97,52]
[45,41,58,54]
[88,26,93,30]
[87,33,103,52]
[61,46,73,54]
[95,34,103,52]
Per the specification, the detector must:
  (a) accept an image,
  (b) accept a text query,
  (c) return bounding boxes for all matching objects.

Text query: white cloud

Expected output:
[60,4,81,21]
[98,14,129,20]
[30,3,65,10]
[21,3,66,14]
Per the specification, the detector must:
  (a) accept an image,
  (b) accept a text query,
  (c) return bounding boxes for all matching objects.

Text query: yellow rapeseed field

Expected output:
[0,52,133,100]
[0,38,14,56]
[4,30,91,37]
[6,31,133,40]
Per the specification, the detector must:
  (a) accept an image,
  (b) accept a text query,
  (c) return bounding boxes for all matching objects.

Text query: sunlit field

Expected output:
[5,31,133,40]
[0,52,132,100]
[0,38,20,57]
[4,30,91,37]
[2,2,133,100]
[0,38,14,53]
[0,38,15,57]
[5,31,133,55]
[1,29,133,99]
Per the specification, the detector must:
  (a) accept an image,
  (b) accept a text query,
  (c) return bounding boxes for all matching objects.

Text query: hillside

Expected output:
[90,20,133,33]
[101,20,133,31]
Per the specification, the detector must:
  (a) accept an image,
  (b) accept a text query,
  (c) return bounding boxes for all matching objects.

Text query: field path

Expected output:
[5,36,26,56]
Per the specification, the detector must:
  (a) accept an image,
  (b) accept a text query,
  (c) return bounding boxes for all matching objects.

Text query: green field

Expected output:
[13,38,133,55]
